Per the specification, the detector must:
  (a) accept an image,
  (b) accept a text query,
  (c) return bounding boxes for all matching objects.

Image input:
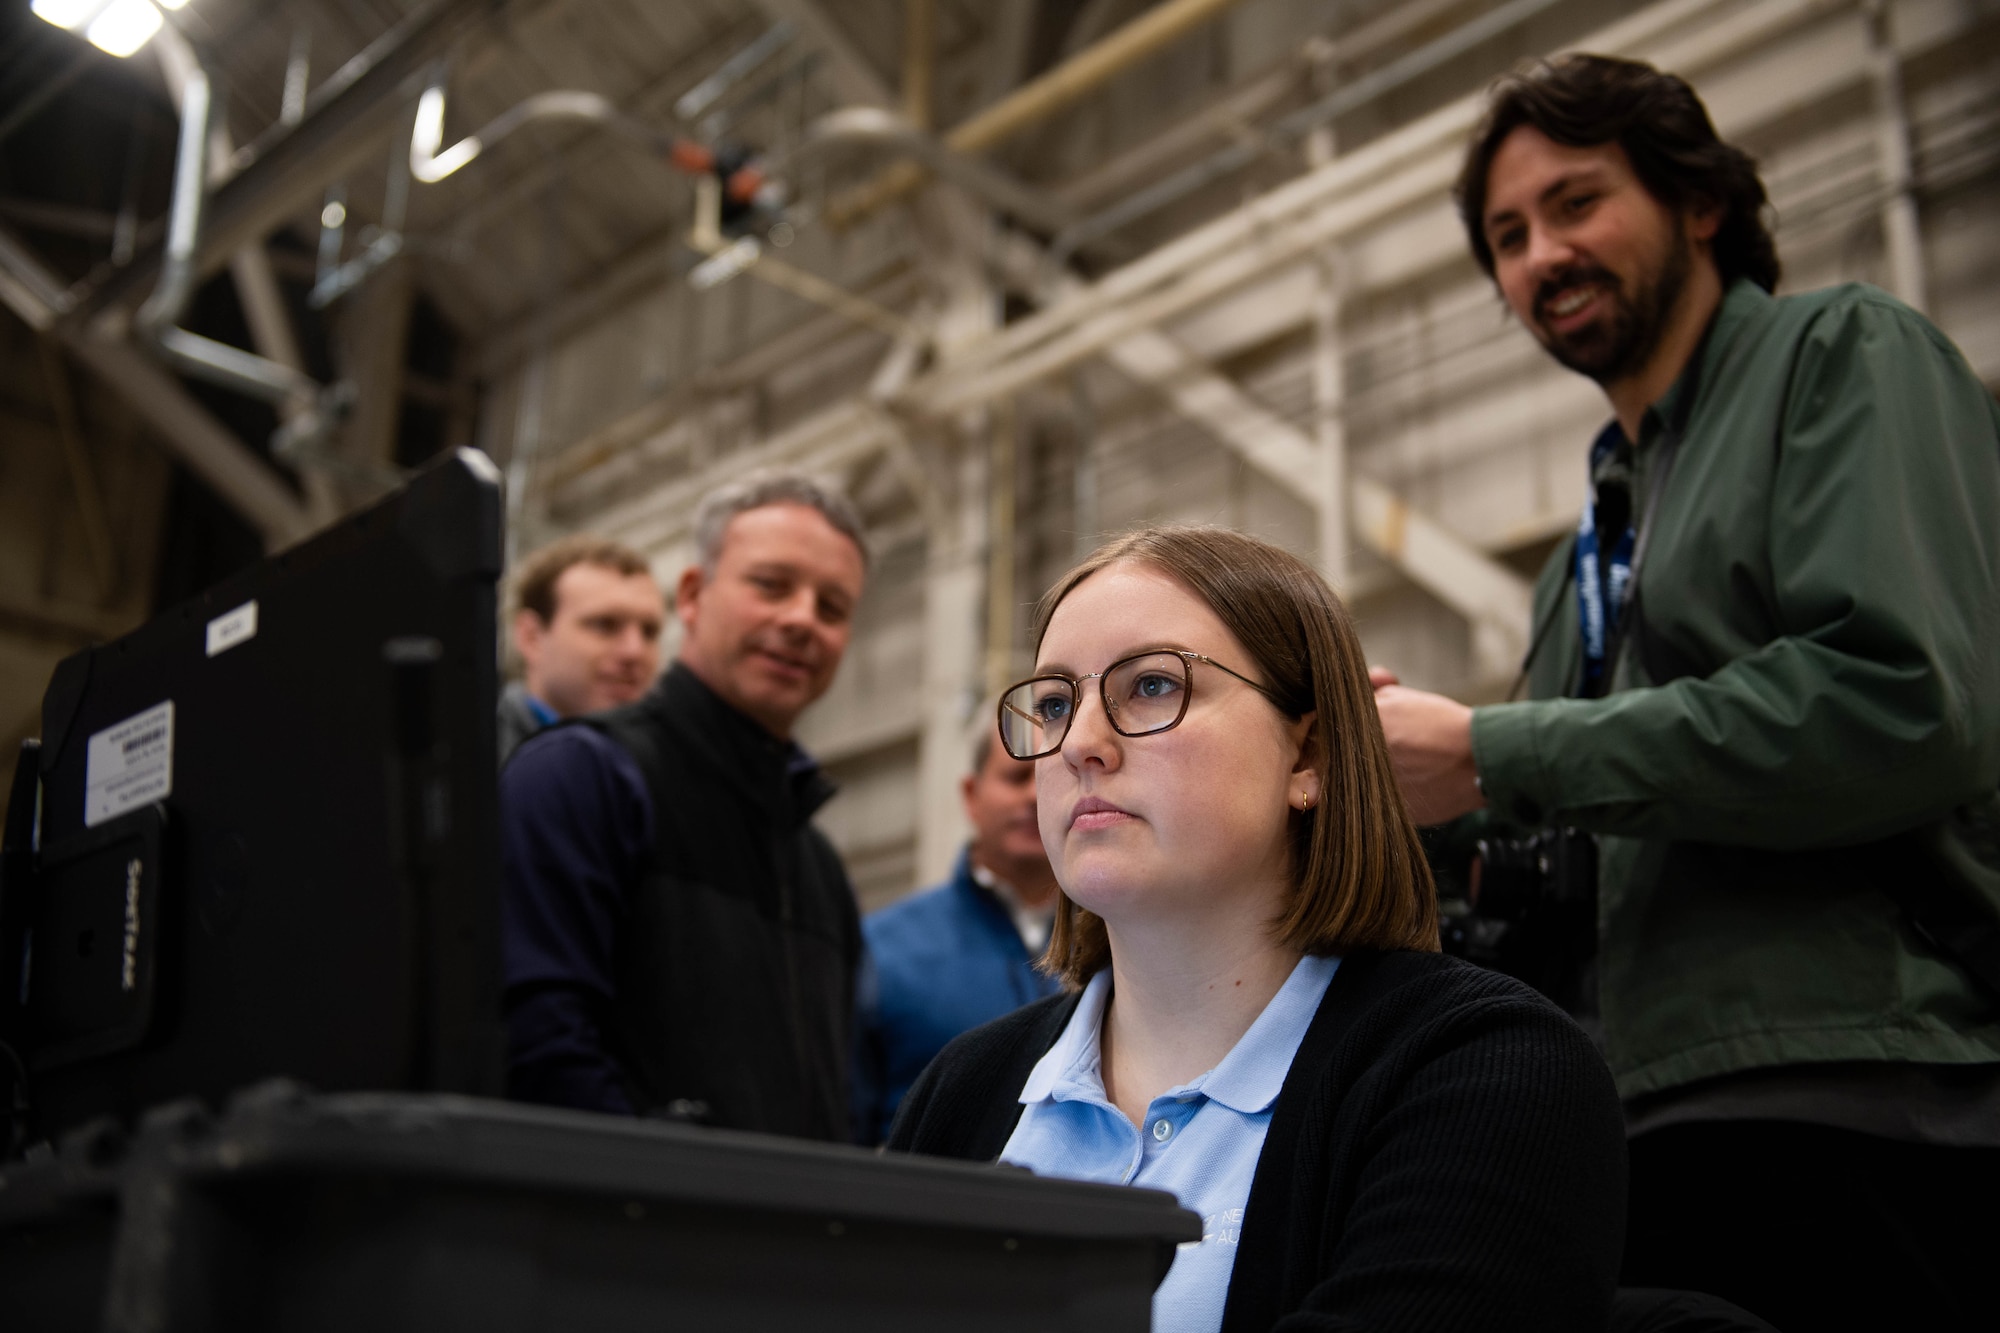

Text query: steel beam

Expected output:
[2,222,311,549]
[1099,321,1532,679]
[980,229,1531,672]
[63,333,314,550]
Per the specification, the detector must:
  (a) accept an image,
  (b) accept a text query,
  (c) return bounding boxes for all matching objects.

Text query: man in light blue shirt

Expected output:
[855,730,1062,1142]
[1000,954,1341,1333]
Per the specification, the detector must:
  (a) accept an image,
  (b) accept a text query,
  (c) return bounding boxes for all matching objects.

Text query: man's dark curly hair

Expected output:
[1455,54,1780,292]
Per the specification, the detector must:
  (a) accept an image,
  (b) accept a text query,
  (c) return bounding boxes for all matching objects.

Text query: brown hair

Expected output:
[511,534,654,624]
[1456,54,1780,293]
[1032,527,1438,988]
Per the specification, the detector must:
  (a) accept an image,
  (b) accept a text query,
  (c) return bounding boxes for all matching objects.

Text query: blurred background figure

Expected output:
[854,725,1061,1144]
[500,536,666,762]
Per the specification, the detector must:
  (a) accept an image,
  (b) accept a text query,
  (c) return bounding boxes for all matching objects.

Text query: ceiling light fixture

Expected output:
[33,0,179,59]
[410,86,482,183]
[85,0,163,57]
[31,0,110,28]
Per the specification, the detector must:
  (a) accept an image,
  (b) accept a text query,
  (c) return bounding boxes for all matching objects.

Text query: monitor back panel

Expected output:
[26,451,505,1136]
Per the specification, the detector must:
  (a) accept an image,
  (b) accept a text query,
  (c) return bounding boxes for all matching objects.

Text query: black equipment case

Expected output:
[0,1087,1198,1331]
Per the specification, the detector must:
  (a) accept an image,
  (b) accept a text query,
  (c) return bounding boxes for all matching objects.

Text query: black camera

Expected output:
[1433,826,1599,1017]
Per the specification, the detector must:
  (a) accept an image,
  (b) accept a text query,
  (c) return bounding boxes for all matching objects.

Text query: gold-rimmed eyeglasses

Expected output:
[996,650,1288,761]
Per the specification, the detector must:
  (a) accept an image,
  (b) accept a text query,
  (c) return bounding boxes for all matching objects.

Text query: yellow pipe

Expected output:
[830,0,1252,227]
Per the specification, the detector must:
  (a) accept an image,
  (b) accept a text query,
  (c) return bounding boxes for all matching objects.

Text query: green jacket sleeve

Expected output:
[1471,296,2000,849]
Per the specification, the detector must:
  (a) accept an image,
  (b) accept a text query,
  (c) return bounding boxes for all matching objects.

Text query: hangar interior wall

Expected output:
[471,0,2000,913]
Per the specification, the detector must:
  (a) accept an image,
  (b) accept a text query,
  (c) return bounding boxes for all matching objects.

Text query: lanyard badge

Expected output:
[1575,426,1636,693]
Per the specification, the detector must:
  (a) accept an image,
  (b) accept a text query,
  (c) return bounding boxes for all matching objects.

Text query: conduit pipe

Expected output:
[675,21,795,122]
[136,63,347,455]
[684,176,917,340]
[410,85,674,183]
[405,78,930,338]
[1049,0,1570,263]
[825,0,1254,227]
[154,22,320,467]
[762,107,1072,233]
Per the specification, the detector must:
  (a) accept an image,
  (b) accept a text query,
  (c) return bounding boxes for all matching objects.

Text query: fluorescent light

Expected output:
[85,0,163,57]
[31,0,111,30]
[409,86,483,183]
[156,0,189,9]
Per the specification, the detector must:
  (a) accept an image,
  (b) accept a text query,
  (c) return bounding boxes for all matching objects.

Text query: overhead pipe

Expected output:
[405,81,950,338]
[408,76,773,220]
[684,176,917,340]
[1049,0,1570,264]
[761,107,1072,233]
[410,85,676,184]
[674,21,795,122]
[153,20,321,450]
[309,114,414,311]
[825,0,1254,227]
[135,62,348,452]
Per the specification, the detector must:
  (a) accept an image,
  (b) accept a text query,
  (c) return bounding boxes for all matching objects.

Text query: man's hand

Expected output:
[1370,667,1486,826]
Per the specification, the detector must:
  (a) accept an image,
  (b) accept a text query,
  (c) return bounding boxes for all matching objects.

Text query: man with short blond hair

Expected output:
[499,535,665,761]
[500,470,870,1141]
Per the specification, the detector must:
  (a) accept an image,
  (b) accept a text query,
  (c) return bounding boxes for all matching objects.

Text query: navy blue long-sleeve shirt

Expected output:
[500,724,655,1114]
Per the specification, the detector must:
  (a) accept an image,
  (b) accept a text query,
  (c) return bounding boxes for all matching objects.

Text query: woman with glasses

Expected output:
[888,526,1626,1333]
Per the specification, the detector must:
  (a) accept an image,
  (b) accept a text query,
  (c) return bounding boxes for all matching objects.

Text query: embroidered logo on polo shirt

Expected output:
[1202,1208,1244,1246]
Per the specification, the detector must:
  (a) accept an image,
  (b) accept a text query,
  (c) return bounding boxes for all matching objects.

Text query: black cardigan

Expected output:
[888,950,1627,1332]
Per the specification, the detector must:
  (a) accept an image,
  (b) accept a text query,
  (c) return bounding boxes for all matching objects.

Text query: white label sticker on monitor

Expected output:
[205,600,258,657]
[85,701,174,828]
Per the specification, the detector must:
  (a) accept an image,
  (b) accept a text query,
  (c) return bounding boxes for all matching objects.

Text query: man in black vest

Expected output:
[499,470,869,1140]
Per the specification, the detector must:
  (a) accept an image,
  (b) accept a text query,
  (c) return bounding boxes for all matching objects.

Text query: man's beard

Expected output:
[1532,222,1692,385]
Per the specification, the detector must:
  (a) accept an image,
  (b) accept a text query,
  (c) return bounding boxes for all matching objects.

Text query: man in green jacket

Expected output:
[1374,54,2000,1330]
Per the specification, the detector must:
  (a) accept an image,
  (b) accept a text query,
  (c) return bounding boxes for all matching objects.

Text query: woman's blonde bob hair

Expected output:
[1031,526,1439,987]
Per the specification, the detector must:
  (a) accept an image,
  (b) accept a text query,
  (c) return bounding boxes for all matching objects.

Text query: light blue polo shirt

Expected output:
[998,953,1340,1333]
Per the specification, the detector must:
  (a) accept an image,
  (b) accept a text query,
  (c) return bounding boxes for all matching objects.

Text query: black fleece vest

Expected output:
[587,664,859,1141]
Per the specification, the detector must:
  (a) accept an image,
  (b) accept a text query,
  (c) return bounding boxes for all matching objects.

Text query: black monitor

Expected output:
[0,449,505,1146]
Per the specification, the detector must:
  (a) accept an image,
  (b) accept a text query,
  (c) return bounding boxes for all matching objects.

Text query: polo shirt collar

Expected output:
[1019,967,1112,1105]
[1016,953,1341,1115]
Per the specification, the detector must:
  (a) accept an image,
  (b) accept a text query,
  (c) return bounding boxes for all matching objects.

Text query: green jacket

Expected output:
[1470,279,2000,1100]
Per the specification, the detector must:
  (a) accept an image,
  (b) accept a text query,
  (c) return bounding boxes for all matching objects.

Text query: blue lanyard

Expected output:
[1574,425,1635,691]
[1508,319,1718,702]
